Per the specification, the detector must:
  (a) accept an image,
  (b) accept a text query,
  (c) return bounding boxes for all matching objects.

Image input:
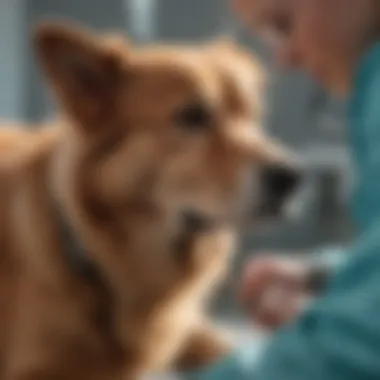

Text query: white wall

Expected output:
[0,0,26,120]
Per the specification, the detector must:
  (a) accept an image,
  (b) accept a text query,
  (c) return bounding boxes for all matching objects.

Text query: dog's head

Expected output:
[35,22,300,232]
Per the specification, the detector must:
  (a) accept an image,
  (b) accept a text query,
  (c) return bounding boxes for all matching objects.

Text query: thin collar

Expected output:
[55,206,214,284]
[55,204,102,284]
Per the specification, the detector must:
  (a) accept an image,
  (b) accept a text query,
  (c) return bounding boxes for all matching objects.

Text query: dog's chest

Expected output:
[128,296,202,372]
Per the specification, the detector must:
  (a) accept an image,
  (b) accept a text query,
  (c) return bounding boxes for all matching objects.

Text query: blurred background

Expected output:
[0,0,356,371]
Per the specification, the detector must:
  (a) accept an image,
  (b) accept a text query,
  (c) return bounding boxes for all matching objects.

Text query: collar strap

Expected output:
[56,208,213,283]
[55,205,101,284]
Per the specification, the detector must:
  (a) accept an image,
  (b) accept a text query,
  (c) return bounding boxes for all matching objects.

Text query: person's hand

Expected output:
[240,255,313,330]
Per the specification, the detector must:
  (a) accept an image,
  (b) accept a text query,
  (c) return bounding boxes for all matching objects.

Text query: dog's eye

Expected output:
[174,103,212,131]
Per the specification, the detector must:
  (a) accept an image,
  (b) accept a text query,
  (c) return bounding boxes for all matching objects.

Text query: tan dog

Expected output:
[0,22,300,380]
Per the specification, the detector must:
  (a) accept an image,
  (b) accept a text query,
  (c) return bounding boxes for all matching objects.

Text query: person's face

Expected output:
[232,0,378,94]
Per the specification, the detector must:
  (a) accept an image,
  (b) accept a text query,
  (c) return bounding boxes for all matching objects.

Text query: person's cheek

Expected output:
[296,0,339,53]
[305,0,350,51]
[296,8,340,67]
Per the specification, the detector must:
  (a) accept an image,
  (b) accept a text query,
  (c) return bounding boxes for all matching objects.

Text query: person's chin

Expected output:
[308,65,349,95]
[328,80,350,97]
[320,71,351,96]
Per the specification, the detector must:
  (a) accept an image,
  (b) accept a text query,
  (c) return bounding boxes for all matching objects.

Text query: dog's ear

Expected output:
[34,22,127,132]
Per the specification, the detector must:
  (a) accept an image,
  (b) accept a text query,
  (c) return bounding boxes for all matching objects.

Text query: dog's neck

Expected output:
[8,128,234,364]
[48,144,185,296]
[11,126,208,304]
[53,199,101,284]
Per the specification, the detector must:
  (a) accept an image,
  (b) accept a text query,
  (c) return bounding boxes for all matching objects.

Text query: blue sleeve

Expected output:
[184,219,380,380]
[254,219,380,380]
[309,245,346,272]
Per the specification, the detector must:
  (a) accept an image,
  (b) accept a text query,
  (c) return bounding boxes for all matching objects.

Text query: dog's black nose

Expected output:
[261,163,302,201]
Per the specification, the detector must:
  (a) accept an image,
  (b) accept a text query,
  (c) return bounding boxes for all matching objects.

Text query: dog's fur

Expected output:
[0,22,292,380]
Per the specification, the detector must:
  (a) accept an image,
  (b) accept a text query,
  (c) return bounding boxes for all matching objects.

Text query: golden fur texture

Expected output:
[0,22,293,380]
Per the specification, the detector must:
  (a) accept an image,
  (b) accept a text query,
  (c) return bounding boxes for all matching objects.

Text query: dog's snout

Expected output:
[261,163,302,200]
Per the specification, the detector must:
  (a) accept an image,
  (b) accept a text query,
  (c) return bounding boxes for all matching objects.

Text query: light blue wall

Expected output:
[0,0,26,120]
[25,0,128,121]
